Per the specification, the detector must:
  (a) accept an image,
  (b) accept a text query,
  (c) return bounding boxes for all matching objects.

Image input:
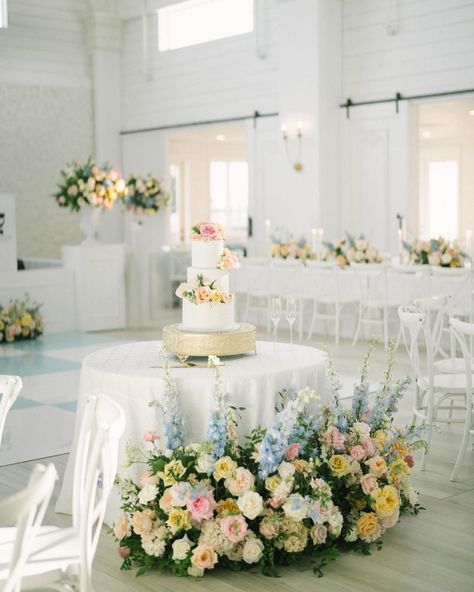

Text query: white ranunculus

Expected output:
[237,491,263,520]
[172,535,193,560]
[282,494,310,521]
[196,453,214,474]
[278,461,296,479]
[138,484,158,505]
[242,537,264,564]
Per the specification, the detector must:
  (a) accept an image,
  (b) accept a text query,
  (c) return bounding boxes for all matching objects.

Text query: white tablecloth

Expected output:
[55,340,327,524]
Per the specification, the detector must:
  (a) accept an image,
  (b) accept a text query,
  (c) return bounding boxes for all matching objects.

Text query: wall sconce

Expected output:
[281,121,303,172]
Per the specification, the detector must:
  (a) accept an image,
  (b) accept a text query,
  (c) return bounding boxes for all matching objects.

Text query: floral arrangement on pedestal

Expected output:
[123,175,169,215]
[54,157,125,212]
[0,295,44,343]
[403,237,467,267]
[175,274,232,305]
[113,343,425,578]
[191,222,225,241]
[322,234,384,268]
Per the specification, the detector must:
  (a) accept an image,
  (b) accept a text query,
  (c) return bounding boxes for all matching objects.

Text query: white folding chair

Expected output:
[0,394,125,591]
[449,318,474,482]
[242,261,271,330]
[398,306,467,470]
[0,463,57,592]
[0,375,22,449]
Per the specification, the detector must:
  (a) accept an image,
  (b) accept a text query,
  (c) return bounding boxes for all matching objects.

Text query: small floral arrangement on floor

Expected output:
[322,234,383,268]
[0,295,44,342]
[191,222,224,241]
[217,248,240,270]
[112,343,425,578]
[54,157,126,211]
[175,274,232,305]
[123,175,169,215]
[403,237,467,267]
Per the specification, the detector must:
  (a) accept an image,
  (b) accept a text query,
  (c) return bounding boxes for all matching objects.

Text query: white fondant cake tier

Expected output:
[187,268,229,292]
[181,299,238,332]
[191,240,224,268]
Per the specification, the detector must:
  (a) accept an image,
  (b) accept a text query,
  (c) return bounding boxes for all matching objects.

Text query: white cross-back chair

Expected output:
[449,318,474,482]
[242,261,271,331]
[0,375,22,449]
[0,463,57,592]
[0,394,125,591]
[398,306,467,470]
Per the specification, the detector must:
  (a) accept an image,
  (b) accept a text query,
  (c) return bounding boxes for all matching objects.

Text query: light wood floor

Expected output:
[1,325,473,591]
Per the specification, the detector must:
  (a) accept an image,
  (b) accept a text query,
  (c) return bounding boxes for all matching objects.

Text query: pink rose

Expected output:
[360,473,378,495]
[269,495,285,509]
[284,443,300,461]
[195,286,212,303]
[350,445,365,461]
[310,524,328,545]
[118,546,131,559]
[220,514,248,543]
[143,431,159,442]
[187,493,217,522]
[362,439,376,457]
[199,223,220,240]
[320,426,346,451]
[139,470,159,487]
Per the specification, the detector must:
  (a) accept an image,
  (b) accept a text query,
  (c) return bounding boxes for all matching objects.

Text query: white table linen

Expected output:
[55,340,327,525]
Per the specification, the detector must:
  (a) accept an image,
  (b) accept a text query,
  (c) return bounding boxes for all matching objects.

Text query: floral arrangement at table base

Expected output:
[123,175,169,216]
[403,237,468,267]
[53,156,126,244]
[322,233,384,268]
[0,295,44,343]
[112,344,425,578]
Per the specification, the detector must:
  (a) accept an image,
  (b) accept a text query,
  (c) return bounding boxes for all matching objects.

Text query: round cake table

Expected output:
[56,340,328,524]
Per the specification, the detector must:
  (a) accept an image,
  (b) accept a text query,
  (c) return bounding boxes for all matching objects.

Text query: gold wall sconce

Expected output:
[281,121,303,172]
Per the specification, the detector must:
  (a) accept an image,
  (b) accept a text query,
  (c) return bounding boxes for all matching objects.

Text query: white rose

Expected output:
[196,453,214,474]
[138,484,158,505]
[242,537,264,564]
[237,491,263,520]
[225,467,255,497]
[327,509,343,537]
[278,461,296,479]
[187,565,204,577]
[282,494,310,521]
[172,535,193,560]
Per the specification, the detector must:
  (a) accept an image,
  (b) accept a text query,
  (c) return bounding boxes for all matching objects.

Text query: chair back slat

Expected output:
[0,375,22,448]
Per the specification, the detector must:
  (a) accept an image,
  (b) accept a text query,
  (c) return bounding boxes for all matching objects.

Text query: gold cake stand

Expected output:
[162,323,257,363]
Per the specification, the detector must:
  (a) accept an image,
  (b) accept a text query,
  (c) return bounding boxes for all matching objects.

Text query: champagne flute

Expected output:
[285,296,297,345]
[270,297,282,348]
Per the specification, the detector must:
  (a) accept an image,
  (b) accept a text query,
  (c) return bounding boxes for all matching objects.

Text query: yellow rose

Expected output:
[392,440,409,458]
[372,485,399,518]
[265,474,282,493]
[21,313,33,327]
[213,456,237,481]
[211,290,222,303]
[328,455,351,477]
[373,430,388,450]
[387,459,411,484]
[166,508,191,534]
[161,460,186,486]
[216,498,240,516]
[356,512,381,542]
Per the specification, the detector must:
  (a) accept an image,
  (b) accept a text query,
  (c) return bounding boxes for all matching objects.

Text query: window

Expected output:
[210,161,248,240]
[426,161,459,239]
[158,0,254,52]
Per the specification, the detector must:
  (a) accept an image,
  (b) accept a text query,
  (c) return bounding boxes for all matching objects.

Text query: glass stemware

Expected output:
[285,296,297,345]
[270,297,282,348]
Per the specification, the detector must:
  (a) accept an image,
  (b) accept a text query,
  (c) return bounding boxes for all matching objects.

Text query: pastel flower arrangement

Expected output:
[175,274,232,305]
[217,248,240,270]
[191,222,224,241]
[54,157,126,212]
[123,175,169,215]
[0,295,44,343]
[403,237,468,267]
[322,233,384,268]
[113,344,424,578]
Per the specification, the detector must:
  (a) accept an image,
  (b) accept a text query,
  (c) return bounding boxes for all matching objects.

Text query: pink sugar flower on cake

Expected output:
[217,248,240,270]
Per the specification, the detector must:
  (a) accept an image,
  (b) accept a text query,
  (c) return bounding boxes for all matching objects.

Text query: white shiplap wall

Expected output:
[121,3,279,131]
[342,0,474,101]
[0,0,93,258]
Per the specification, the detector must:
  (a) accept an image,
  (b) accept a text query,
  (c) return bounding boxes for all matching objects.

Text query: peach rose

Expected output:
[310,524,327,545]
[356,512,381,543]
[195,286,212,303]
[159,488,174,513]
[350,445,365,461]
[191,544,218,570]
[365,456,387,477]
[113,514,131,540]
[140,470,159,487]
[131,510,154,535]
[360,473,378,495]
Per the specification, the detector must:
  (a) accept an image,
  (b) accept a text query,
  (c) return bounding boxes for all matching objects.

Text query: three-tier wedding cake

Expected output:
[175,222,240,332]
